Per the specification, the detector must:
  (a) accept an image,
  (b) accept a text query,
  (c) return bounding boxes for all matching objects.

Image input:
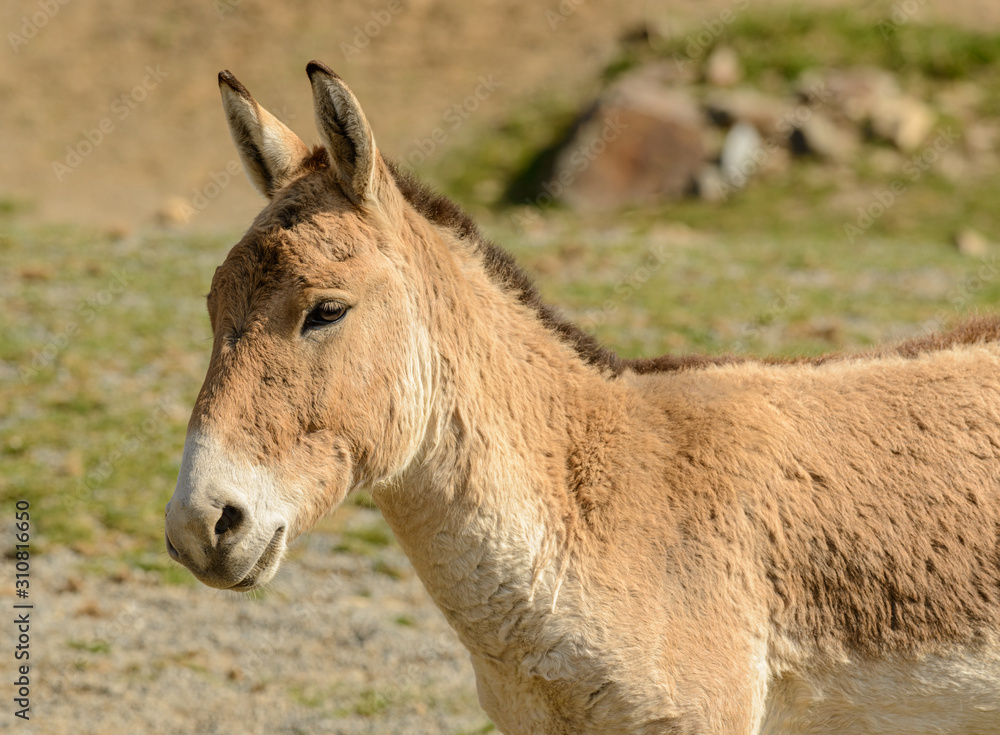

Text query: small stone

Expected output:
[550,77,706,210]
[954,228,991,257]
[18,265,52,281]
[155,197,193,226]
[705,46,743,87]
[934,82,983,122]
[799,67,899,124]
[62,449,84,478]
[704,88,793,140]
[720,122,765,188]
[695,165,729,203]
[870,95,935,152]
[106,224,131,241]
[75,600,106,618]
[792,112,859,162]
[937,151,969,183]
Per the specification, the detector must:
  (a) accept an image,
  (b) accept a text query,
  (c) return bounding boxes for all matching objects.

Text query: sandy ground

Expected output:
[1,510,491,735]
[4,0,1000,231]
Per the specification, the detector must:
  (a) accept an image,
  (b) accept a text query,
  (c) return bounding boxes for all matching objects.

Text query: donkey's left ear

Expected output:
[306,61,387,206]
[219,70,311,199]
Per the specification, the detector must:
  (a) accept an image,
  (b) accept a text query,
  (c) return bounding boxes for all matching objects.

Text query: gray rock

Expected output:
[696,165,730,203]
[870,95,936,152]
[704,88,793,141]
[792,111,859,162]
[720,122,765,188]
[798,67,900,125]
[551,76,706,210]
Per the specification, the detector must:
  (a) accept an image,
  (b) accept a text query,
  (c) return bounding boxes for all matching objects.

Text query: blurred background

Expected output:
[3,0,1000,732]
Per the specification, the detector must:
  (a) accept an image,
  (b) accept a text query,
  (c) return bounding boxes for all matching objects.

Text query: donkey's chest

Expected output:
[469,647,671,735]
[451,592,678,735]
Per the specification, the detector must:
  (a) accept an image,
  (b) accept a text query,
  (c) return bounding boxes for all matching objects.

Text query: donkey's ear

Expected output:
[306,61,384,206]
[218,70,311,199]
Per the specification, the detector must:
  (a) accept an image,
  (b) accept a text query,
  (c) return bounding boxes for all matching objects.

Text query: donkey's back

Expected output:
[627,340,1000,734]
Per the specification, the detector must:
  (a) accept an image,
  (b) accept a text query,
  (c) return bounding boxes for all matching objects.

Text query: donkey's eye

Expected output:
[303,302,349,331]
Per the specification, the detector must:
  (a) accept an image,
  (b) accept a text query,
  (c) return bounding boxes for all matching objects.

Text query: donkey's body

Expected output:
[165,64,1000,734]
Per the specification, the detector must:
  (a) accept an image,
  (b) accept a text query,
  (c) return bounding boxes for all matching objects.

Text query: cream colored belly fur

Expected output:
[763,645,1000,735]
[468,641,1000,734]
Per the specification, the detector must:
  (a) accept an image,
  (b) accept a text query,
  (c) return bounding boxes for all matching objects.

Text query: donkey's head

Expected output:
[164,63,446,590]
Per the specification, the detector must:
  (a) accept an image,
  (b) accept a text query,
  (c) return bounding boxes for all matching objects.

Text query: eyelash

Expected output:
[303,302,349,332]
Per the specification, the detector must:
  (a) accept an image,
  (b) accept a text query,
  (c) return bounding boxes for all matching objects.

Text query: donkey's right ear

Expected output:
[218,70,310,199]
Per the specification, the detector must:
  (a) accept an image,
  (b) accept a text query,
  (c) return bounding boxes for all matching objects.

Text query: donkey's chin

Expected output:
[231,526,287,591]
[197,526,287,592]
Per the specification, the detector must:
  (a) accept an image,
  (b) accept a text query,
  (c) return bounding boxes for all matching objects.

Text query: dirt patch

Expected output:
[8,511,491,735]
[5,0,1000,231]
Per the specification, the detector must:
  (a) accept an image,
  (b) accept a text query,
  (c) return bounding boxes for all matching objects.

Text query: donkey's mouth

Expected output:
[230,526,286,591]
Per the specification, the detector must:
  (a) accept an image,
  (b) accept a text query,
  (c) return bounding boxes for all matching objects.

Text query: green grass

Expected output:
[493,200,1000,360]
[457,724,496,735]
[289,683,327,708]
[615,5,1000,86]
[67,639,111,654]
[0,225,222,558]
[336,521,393,551]
[353,689,390,717]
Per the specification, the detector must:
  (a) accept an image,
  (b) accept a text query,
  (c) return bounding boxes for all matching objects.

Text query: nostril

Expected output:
[214,505,244,536]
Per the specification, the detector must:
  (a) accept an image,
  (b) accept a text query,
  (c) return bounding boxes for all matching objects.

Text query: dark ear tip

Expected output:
[218,69,252,99]
[306,60,340,81]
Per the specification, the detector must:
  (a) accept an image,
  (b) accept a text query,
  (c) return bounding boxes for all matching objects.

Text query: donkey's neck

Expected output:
[376,354,587,659]
[372,222,610,658]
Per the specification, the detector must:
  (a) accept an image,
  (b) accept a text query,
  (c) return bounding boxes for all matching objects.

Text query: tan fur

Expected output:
[165,66,1000,734]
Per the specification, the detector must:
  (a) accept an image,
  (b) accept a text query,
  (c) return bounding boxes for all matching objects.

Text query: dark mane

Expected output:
[385,160,1000,376]
[386,159,629,375]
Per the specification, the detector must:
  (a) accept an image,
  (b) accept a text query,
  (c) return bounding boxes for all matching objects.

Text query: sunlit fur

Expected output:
[166,64,1000,734]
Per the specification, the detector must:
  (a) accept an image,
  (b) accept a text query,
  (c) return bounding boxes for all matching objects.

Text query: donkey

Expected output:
[165,61,1000,734]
